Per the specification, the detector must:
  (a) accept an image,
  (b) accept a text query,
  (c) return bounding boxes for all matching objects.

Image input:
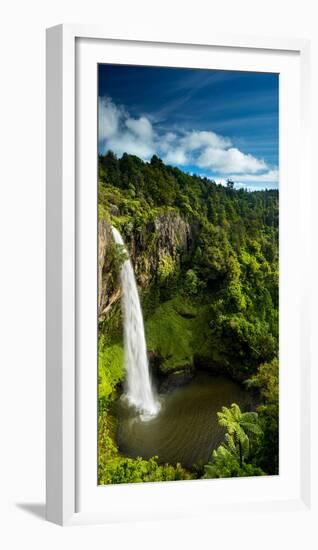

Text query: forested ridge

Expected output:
[98,151,279,483]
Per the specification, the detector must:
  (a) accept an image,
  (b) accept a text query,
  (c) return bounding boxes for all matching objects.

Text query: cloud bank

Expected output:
[99,96,278,189]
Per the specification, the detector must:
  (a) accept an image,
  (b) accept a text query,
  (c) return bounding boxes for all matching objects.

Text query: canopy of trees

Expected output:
[98,151,279,483]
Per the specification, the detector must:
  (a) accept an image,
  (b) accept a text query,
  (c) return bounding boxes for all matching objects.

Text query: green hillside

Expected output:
[98,151,279,483]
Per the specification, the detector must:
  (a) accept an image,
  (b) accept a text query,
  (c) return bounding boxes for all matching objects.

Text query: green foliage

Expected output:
[99,454,192,485]
[144,296,216,372]
[204,445,265,478]
[204,403,265,479]
[97,152,279,480]
[157,253,176,281]
[98,156,278,374]
[217,403,263,467]
[246,358,279,474]
[98,409,118,469]
[145,298,195,371]
[246,357,278,404]
[104,241,129,293]
[97,302,194,485]
[210,312,277,378]
[110,242,128,271]
[183,269,204,296]
[99,149,278,375]
[217,404,262,439]
[98,336,124,405]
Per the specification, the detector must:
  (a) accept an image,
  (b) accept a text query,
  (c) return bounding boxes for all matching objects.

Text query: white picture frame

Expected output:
[46,24,311,526]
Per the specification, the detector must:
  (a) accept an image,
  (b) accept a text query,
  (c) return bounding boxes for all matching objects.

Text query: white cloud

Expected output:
[98,97,122,141]
[211,170,279,191]
[99,96,276,188]
[107,134,155,160]
[160,132,178,153]
[197,146,267,174]
[161,130,231,166]
[229,169,279,183]
[163,149,188,165]
[99,97,155,161]
[180,130,231,151]
[125,116,153,141]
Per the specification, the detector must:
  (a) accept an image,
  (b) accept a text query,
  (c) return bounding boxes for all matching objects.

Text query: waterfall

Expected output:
[112,226,160,418]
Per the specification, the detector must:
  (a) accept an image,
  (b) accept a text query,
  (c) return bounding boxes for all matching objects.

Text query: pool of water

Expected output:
[113,372,255,469]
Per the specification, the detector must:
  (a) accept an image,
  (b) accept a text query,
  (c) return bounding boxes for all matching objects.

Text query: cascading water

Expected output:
[112,226,160,418]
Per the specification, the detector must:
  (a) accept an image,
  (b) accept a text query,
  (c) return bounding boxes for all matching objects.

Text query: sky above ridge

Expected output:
[98,64,279,191]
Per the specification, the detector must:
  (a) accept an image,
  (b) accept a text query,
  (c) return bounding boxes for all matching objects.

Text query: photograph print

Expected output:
[97,64,279,485]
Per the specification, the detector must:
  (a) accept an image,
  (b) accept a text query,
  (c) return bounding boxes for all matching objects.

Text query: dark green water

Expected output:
[114,372,255,469]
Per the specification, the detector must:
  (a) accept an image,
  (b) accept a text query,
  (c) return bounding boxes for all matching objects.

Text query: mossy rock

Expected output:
[145,296,215,374]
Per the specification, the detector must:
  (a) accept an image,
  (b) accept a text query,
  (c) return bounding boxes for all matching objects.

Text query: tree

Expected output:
[150,154,163,166]
[246,358,279,474]
[100,150,121,186]
[217,403,262,467]
[184,269,200,296]
[203,442,265,479]
[226,178,235,189]
[203,403,264,479]
[97,152,278,482]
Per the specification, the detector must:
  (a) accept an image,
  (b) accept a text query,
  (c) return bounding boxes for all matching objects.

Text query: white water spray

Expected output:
[112,226,160,418]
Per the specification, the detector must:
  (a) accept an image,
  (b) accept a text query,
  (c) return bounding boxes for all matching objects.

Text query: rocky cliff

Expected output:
[98,212,195,323]
[98,220,121,322]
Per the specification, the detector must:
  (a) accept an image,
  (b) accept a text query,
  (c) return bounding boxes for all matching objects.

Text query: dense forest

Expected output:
[98,151,279,484]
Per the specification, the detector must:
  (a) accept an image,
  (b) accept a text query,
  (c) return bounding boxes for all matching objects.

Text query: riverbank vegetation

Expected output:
[98,152,279,483]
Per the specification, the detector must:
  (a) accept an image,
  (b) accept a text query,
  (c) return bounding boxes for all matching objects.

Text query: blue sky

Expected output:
[98,64,279,190]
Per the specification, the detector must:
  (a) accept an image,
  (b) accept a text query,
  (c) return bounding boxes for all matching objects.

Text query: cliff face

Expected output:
[98,220,121,322]
[98,212,195,322]
[129,212,195,286]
